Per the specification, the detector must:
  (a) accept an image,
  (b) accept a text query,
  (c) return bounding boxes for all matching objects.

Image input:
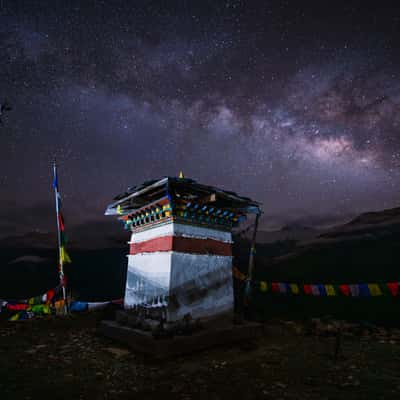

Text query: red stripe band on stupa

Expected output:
[129,236,232,256]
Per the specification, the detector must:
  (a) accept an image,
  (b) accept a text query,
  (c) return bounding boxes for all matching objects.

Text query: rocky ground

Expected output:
[1,313,400,399]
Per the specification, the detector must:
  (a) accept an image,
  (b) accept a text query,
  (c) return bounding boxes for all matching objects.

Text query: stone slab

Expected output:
[99,320,265,359]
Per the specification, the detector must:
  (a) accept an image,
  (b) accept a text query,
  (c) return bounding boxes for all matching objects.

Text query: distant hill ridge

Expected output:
[317,206,400,240]
[256,224,319,244]
[0,220,129,250]
[1,205,400,251]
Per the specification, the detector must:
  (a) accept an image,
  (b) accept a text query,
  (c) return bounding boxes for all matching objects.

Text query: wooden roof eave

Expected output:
[105,177,168,215]
[171,180,259,207]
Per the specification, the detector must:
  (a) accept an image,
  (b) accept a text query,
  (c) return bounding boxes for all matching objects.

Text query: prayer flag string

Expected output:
[232,268,400,297]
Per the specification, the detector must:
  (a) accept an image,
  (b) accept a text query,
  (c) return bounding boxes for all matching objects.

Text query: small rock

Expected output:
[104,347,130,358]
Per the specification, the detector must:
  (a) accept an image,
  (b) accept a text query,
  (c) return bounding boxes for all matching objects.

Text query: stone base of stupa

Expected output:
[99,312,264,359]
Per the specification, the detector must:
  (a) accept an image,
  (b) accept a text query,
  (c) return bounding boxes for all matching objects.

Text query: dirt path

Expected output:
[1,315,400,399]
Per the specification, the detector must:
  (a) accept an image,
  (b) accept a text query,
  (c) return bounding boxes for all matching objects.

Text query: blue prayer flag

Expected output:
[318,284,327,296]
[359,283,370,297]
[52,164,58,189]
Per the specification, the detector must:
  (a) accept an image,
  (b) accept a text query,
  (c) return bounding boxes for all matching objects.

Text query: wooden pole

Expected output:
[244,212,260,306]
[247,212,260,282]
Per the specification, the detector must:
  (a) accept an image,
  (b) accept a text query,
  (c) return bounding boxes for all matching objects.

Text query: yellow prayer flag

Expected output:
[368,283,382,296]
[43,304,51,314]
[60,246,72,264]
[9,313,20,321]
[117,205,122,215]
[325,284,336,296]
[260,281,268,292]
[290,283,299,294]
[28,297,35,305]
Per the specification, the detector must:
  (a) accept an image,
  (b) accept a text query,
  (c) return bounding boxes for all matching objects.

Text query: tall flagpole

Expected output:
[53,161,67,314]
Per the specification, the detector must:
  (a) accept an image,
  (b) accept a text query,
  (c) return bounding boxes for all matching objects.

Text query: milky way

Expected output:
[1,1,400,236]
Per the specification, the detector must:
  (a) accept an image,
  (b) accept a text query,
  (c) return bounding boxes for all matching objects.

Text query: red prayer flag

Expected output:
[7,303,29,311]
[46,288,55,303]
[271,282,280,293]
[387,282,399,296]
[58,213,65,231]
[339,284,351,296]
[303,284,312,295]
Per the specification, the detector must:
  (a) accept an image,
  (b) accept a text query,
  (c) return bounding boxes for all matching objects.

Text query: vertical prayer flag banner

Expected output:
[58,214,65,231]
[53,164,71,267]
[60,246,71,264]
[53,162,70,315]
[52,167,58,189]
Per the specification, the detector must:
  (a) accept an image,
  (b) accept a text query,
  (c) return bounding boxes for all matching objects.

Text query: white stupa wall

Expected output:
[125,252,172,308]
[124,221,234,321]
[168,252,233,321]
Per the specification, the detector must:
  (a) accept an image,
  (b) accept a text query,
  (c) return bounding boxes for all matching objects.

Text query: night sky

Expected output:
[1,1,400,237]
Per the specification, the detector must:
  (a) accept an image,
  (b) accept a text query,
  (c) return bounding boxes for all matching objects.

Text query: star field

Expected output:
[1,1,400,235]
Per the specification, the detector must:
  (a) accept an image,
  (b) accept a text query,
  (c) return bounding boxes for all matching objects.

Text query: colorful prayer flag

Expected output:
[46,289,55,303]
[349,284,360,297]
[387,282,399,296]
[358,283,370,297]
[9,313,20,321]
[278,283,288,294]
[260,281,268,292]
[254,279,399,298]
[368,283,382,296]
[303,284,312,295]
[339,284,351,296]
[311,284,320,296]
[290,283,299,294]
[271,282,280,293]
[325,284,336,296]
[318,284,327,296]
[52,168,58,189]
[58,213,65,231]
[60,246,71,264]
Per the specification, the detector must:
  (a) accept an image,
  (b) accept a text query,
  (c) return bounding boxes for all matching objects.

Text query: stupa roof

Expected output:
[105,176,260,217]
